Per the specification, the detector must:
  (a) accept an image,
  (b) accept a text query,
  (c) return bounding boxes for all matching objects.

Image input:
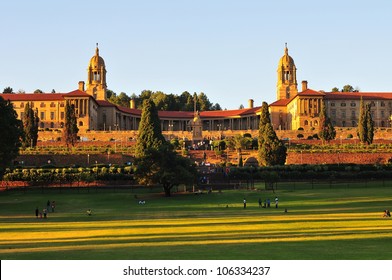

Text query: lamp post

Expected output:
[87,154,90,166]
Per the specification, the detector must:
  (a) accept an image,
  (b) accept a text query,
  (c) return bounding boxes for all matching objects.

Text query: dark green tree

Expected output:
[0,96,24,178]
[365,104,374,145]
[34,89,43,93]
[22,102,39,148]
[2,87,13,93]
[318,100,336,142]
[357,97,374,145]
[258,102,271,148]
[133,144,197,197]
[135,99,165,158]
[63,102,79,148]
[197,92,212,111]
[258,102,287,166]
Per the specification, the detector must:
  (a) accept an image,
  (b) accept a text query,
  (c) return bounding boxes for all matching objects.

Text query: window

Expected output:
[331,109,336,117]
[40,102,45,108]
[381,102,386,107]
[50,122,54,128]
[40,122,44,128]
[370,101,376,107]
[304,120,309,126]
[341,110,346,118]
[40,112,45,120]
[351,111,356,117]
[20,102,24,108]
[352,121,356,126]
[342,121,346,127]
[50,102,56,108]
[350,102,356,107]
[50,112,55,120]
[331,102,335,107]
[341,103,346,107]
[60,112,64,119]
[381,111,385,117]
[79,121,84,126]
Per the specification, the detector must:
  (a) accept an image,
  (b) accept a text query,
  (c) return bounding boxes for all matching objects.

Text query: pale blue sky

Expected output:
[1,0,392,109]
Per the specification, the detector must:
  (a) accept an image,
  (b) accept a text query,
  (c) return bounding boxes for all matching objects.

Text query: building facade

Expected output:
[270,46,392,130]
[3,45,392,140]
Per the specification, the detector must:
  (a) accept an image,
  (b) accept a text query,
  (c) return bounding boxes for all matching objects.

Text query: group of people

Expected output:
[35,200,55,219]
[383,209,391,217]
[257,197,279,209]
[243,197,279,209]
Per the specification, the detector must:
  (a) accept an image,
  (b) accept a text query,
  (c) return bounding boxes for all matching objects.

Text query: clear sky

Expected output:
[1,0,392,109]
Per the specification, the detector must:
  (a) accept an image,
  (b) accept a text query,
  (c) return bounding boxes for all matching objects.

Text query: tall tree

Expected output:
[22,102,39,148]
[258,123,287,166]
[318,100,336,142]
[135,99,165,158]
[63,102,79,147]
[0,96,24,178]
[258,102,271,148]
[358,97,367,143]
[2,87,13,93]
[258,102,287,166]
[365,104,374,145]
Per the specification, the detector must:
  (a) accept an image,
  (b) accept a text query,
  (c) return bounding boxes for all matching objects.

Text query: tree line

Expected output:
[108,89,222,111]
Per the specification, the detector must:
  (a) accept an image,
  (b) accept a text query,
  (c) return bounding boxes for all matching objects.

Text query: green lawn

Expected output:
[1,185,392,260]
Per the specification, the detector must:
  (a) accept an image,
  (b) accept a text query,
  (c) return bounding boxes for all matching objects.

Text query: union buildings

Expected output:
[3,45,392,141]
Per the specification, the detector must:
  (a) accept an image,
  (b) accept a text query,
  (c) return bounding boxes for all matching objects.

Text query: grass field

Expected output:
[1,184,392,260]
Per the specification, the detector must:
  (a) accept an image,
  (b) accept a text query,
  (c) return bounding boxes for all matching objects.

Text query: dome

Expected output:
[278,45,295,69]
[89,45,105,69]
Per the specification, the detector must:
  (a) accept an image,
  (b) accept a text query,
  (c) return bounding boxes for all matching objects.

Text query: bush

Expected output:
[297,134,304,139]
[347,134,353,139]
[298,127,304,131]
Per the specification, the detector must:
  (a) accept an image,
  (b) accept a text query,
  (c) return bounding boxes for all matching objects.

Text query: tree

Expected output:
[342,85,354,92]
[258,102,271,148]
[133,144,196,197]
[135,99,166,158]
[318,100,336,142]
[0,96,24,178]
[331,87,339,92]
[357,97,374,145]
[226,134,251,166]
[365,104,374,145]
[22,102,39,148]
[258,123,287,166]
[258,102,287,166]
[2,87,13,93]
[34,89,43,94]
[63,102,79,148]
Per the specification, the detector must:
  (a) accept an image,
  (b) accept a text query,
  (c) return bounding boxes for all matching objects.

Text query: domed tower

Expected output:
[276,43,298,100]
[86,44,107,100]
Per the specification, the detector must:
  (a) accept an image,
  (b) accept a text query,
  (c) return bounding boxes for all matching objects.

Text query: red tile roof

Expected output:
[325,91,392,100]
[1,93,65,101]
[297,89,326,96]
[270,98,292,106]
